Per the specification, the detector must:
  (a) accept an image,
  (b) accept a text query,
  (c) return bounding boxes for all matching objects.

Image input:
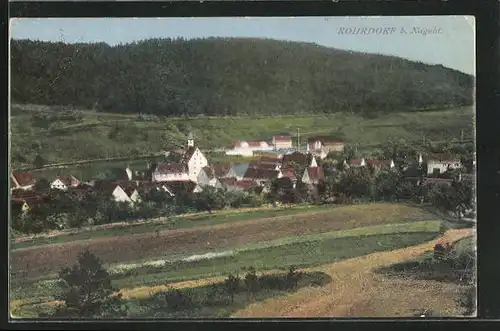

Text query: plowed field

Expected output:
[11,204,433,281]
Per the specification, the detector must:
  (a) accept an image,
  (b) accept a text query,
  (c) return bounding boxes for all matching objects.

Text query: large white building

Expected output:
[225,140,274,157]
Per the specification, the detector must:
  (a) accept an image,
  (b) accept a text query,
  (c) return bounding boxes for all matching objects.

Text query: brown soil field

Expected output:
[11,204,433,281]
[231,228,474,318]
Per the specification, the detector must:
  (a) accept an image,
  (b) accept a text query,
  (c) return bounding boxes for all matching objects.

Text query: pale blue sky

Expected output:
[10,16,475,75]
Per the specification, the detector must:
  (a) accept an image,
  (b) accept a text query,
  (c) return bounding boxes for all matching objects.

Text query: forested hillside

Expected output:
[10,37,473,117]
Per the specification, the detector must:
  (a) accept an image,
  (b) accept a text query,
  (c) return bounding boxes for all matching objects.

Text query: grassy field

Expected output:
[10,222,443,318]
[11,104,474,172]
[10,203,436,282]
[12,204,335,250]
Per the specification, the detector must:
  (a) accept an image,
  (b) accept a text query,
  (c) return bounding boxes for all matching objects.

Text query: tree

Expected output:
[269,177,296,204]
[224,273,241,303]
[33,178,51,192]
[194,187,227,213]
[373,170,403,201]
[33,154,47,168]
[52,250,127,318]
[338,168,373,200]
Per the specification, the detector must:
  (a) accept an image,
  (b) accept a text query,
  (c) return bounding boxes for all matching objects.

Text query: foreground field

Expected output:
[231,228,474,317]
[11,228,473,318]
[10,204,434,281]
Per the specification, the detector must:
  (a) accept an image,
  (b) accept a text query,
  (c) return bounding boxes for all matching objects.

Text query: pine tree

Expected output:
[53,250,127,318]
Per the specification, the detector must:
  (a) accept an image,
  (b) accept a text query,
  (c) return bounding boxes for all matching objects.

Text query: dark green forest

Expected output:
[11,37,474,117]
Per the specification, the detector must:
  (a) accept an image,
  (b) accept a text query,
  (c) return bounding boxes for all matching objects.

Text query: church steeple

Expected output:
[187,132,194,147]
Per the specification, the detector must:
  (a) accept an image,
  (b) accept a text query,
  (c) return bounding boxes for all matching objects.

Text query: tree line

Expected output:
[11,38,473,118]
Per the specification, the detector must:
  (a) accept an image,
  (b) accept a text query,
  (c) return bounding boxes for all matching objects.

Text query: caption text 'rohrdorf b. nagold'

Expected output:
[337,26,443,36]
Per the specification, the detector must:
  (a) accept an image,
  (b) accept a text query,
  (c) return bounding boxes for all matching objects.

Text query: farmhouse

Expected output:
[272,135,293,149]
[11,171,36,190]
[307,136,345,159]
[230,163,250,181]
[164,180,203,195]
[93,181,134,205]
[211,163,234,179]
[426,154,462,175]
[365,158,396,171]
[243,167,282,186]
[249,161,281,171]
[50,175,81,191]
[226,140,273,157]
[302,166,325,185]
[11,192,51,214]
[345,158,366,168]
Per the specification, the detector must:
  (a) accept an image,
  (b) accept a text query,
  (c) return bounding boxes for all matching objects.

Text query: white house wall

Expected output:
[187,148,208,179]
[153,171,190,182]
[50,179,68,191]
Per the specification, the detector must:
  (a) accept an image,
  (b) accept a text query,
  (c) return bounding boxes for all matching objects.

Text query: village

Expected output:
[11,131,475,227]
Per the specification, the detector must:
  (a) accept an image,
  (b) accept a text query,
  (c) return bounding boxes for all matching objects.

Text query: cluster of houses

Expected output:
[11,133,474,215]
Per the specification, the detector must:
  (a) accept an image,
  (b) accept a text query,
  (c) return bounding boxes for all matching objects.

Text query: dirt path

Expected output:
[231,228,474,317]
[11,204,427,280]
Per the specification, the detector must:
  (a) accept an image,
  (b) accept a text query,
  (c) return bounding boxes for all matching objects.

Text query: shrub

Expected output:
[205,283,231,306]
[285,265,302,290]
[163,288,196,310]
[433,242,452,260]
[244,267,260,297]
[224,274,241,303]
[456,286,476,316]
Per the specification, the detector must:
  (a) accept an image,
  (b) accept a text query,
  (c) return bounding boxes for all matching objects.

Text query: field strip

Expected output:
[231,228,474,317]
[12,207,345,252]
[12,205,325,246]
[105,220,441,274]
[10,227,469,316]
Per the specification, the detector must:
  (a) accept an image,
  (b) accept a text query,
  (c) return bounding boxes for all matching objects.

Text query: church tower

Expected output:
[187,132,194,147]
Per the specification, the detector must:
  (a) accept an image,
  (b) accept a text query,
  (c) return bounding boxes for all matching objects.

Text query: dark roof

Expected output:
[428,154,461,162]
[164,180,198,194]
[202,166,216,179]
[212,163,232,178]
[180,146,197,164]
[365,159,392,168]
[231,163,250,178]
[156,163,188,174]
[234,180,260,189]
[258,156,282,164]
[282,152,313,167]
[306,167,325,182]
[244,167,280,180]
[422,177,453,186]
[11,171,36,187]
[249,161,278,170]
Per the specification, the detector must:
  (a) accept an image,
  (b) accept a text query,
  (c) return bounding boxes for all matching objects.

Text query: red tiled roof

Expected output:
[219,177,238,187]
[365,159,392,168]
[273,135,292,142]
[347,158,365,166]
[11,171,36,187]
[156,163,188,174]
[306,166,324,182]
[55,175,81,187]
[281,168,297,180]
[244,167,280,180]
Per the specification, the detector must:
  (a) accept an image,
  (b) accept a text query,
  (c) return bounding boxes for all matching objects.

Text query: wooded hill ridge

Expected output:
[11,37,474,117]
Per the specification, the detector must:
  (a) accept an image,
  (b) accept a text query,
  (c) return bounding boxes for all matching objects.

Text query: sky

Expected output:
[10,16,475,75]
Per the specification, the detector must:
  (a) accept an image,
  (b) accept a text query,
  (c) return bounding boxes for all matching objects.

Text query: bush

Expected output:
[433,242,452,260]
[244,267,260,297]
[456,286,476,316]
[224,274,241,303]
[163,288,196,310]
